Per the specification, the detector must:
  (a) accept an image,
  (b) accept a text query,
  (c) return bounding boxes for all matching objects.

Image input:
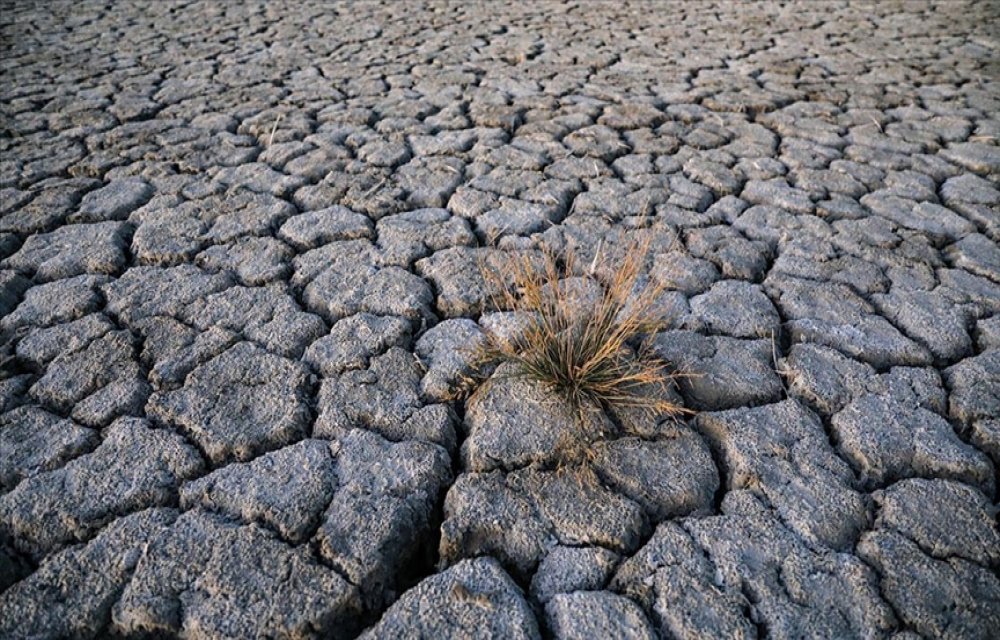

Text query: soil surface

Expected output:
[2,1,999,638]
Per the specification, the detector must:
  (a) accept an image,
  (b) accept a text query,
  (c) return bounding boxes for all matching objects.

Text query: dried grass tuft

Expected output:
[474,237,690,422]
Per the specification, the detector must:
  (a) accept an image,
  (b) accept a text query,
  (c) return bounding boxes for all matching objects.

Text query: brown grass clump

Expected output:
[476,238,690,421]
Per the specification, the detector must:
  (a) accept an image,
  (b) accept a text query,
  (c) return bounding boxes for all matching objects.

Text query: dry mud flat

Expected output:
[1,1,999,638]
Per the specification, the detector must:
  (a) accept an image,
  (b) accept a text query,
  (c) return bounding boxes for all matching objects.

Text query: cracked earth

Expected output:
[1,1,999,638]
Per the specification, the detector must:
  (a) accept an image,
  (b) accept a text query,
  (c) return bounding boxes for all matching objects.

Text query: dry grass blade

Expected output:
[475,238,690,421]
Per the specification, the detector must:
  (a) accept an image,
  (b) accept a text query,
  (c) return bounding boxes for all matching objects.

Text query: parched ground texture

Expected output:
[1,0,1000,638]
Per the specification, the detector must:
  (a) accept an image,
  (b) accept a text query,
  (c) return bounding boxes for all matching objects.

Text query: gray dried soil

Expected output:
[1,1,999,638]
